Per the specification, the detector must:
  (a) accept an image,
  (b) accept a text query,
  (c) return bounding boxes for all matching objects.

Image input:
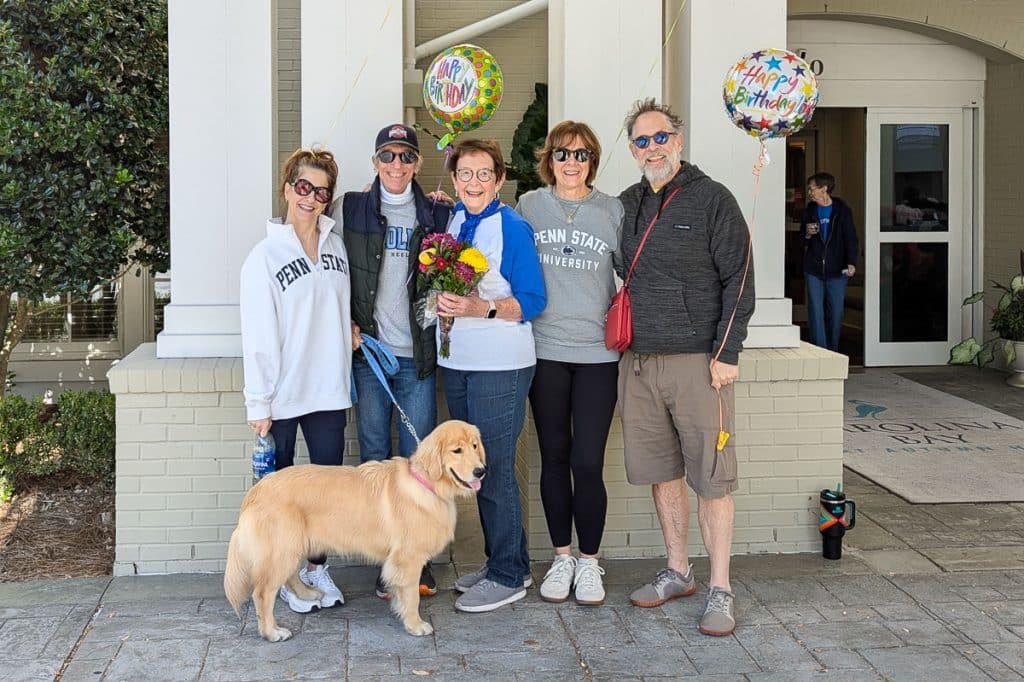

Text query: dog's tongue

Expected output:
[470,479,482,491]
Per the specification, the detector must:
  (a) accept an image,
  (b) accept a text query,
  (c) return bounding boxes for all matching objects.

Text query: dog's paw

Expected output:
[264,626,293,642]
[404,620,434,636]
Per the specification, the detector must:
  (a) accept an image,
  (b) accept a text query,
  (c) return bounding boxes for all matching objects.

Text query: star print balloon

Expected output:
[722,48,819,140]
[423,44,504,150]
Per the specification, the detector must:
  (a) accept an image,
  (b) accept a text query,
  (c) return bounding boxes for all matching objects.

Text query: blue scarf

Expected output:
[455,197,501,245]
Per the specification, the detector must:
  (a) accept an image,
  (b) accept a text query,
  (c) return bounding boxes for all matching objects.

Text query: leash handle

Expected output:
[357,335,422,447]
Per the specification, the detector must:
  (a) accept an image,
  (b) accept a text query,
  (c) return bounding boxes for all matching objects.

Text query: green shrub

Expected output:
[0,390,115,499]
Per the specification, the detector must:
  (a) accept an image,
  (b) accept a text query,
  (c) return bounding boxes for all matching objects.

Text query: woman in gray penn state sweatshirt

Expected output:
[514,120,623,606]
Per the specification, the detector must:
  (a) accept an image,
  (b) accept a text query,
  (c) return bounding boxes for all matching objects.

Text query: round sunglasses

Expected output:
[376,150,419,165]
[630,130,677,149]
[552,148,592,163]
[289,178,331,204]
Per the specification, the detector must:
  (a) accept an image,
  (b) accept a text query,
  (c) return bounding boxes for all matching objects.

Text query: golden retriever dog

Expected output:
[223,419,486,641]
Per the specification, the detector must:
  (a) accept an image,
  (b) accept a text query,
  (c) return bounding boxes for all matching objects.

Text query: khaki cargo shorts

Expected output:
[617,350,738,498]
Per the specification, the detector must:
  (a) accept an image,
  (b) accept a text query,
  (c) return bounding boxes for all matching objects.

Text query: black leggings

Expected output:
[270,409,347,564]
[528,359,618,556]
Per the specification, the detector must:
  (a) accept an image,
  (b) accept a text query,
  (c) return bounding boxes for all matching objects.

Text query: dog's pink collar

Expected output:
[409,464,438,496]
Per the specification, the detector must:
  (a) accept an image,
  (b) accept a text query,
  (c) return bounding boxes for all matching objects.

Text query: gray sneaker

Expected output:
[454,578,527,613]
[629,565,697,607]
[699,586,736,636]
[454,564,533,593]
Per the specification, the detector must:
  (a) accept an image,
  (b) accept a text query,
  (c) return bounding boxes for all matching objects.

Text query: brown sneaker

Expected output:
[629,565,697,607]
[698,586,736,636]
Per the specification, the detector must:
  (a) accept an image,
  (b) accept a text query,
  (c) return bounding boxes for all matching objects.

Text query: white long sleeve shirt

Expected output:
[240,215,353,421]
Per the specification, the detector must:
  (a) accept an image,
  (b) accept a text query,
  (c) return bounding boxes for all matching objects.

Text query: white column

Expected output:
[156,1,276,358]
[669,0,799,347]
[548,0,662,197]
[302,1,403,195]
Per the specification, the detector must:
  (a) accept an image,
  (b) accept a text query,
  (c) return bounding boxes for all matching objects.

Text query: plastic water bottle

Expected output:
[252,433,276,485]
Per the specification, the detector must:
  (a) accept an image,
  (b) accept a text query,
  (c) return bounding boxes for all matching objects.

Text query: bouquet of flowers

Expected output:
[415,233,489,358]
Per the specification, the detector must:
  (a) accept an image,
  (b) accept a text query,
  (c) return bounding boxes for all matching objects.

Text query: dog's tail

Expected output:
[223,527,250,620]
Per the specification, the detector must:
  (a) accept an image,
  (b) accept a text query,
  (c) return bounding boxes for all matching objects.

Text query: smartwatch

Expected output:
[485,299,497,319]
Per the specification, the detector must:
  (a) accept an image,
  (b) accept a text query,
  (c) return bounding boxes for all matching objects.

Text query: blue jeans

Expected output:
[806,273,848,352]
[353,356,437,461]
[443,366,534,589]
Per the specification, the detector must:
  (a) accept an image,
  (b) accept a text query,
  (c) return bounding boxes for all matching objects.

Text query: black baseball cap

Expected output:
[374,124,419,153]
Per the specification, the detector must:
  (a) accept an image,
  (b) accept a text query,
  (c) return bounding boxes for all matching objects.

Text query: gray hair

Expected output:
[623,98,684,138]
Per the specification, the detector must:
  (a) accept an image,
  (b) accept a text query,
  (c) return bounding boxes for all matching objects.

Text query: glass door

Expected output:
[865,109,968,366]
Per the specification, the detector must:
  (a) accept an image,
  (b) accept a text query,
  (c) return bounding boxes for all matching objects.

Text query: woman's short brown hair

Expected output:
[535,121,602,187]
[447,139,506,182]
[279,147,339,206]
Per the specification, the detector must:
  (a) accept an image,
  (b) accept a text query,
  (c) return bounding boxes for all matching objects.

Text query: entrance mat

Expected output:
[844,371,1024,503]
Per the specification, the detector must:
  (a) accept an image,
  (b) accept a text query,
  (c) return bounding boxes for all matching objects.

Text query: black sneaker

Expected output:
[420,562,438,597]
[375,570,391,600]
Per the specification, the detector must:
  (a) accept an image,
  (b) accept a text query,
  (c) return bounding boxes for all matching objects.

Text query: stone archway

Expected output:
[788,1,1024,64]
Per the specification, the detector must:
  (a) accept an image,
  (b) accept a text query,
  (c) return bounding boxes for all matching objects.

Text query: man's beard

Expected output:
[638,147,683,186]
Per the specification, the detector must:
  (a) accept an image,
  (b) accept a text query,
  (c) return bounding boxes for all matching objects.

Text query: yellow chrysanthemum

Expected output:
[418,248,438,265]
[458,247,489,273]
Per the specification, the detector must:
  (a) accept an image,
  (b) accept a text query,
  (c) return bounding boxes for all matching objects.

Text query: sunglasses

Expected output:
[290,178,331,204]
[376,149,419,164]
[630,130,677,149]
[454,168,496,183]
[552,148,592,163]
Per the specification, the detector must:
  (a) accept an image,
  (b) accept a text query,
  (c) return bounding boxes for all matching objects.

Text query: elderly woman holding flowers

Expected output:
[432,138,546,614]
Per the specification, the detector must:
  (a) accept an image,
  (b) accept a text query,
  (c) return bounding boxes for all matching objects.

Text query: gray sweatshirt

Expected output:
[516,187,623,363]
[618,162,755,364]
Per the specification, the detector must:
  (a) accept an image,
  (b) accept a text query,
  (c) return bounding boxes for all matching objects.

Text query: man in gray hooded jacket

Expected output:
[617,98,754,637]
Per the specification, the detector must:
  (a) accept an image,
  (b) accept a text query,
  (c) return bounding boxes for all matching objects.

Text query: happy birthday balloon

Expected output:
[422,44,503,149]
[722,48,819,140]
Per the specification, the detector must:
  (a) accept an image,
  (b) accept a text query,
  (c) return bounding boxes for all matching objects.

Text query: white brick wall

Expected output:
[112,342,846,574]
[108,344,362,575]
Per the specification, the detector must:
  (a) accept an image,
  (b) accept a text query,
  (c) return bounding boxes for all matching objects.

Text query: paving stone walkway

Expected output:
[1,551,1023,681]
[2,366,1023,680]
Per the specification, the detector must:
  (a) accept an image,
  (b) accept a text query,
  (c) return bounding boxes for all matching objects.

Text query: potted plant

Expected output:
[949,249,1024,386]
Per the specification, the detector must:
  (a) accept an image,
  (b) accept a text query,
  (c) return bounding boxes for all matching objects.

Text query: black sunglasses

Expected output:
[630,130,676,149]
[290,178,331,204]
[376,150,419,164]
[552,148,592,163]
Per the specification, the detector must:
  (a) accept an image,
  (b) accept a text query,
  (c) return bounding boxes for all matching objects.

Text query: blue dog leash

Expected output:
[353,334,422,447]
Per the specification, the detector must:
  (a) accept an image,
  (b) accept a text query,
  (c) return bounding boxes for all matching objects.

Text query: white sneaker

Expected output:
[539,554,577,603]
[279,585,319,614]
[573,557,606,606]
[301,564,344,608]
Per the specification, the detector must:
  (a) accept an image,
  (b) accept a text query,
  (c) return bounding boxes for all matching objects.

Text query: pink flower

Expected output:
[454,261,474,283]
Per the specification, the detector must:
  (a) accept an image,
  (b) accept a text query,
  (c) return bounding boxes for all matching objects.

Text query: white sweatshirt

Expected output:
[240,215,353,421]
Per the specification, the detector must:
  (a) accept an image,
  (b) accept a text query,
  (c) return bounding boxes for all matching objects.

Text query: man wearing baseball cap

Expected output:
[332,125,450,599]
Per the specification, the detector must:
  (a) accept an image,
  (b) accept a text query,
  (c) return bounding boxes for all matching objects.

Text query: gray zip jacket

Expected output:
[618,162,754,364]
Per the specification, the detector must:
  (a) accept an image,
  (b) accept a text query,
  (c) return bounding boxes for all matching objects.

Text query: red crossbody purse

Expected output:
[605,187,681,352]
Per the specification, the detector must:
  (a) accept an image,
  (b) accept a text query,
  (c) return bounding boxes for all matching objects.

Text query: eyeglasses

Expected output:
[552,148,592,163]
[454,168,496,183]
[630,130,676,149]
[376,150,419,164]
[290,178,331,204]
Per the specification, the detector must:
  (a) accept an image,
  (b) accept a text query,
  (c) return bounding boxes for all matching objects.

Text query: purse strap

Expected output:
[623,186,682,288]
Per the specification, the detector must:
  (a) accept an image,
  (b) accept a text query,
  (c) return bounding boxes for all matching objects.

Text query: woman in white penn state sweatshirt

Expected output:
[239,147,353,613]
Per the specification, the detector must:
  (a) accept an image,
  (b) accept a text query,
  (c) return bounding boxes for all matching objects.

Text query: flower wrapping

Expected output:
[415,233,489,358]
